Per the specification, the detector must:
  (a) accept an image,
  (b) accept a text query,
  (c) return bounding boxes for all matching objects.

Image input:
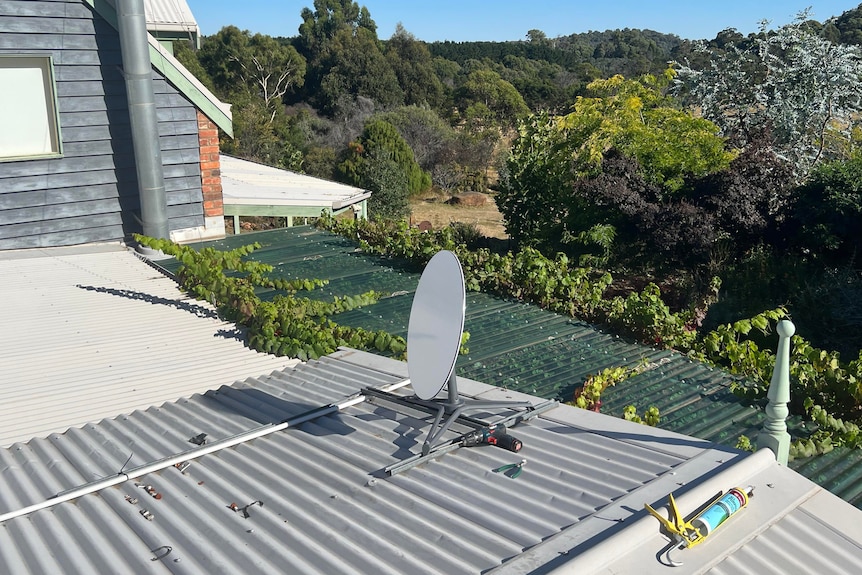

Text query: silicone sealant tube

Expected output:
[691,486,752,536]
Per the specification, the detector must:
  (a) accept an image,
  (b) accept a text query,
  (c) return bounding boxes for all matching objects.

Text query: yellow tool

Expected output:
[644,486,753,567]
[644,492,707,549]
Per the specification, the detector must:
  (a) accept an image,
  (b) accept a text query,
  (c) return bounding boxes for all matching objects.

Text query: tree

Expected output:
[198,27,305,122]
[297,1,401,116]
[195,28,306,168]
[385,25,445,110]
[496,111,576,248]
[297,0,376,56]
[831,4,862,45]
[791,155,862,264]
[362,148,411,220]
[674,13,862,180]
[526,29,548,44]
[316,26,403,115]
[221,94,303,170]
[497,73,732,257]
[456,68,529,129]
[338,119,431,196]
[556,72,733,192]
[373,105,455,170]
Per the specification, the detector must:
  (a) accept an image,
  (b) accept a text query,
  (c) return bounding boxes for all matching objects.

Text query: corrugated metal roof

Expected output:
[705,491,862,574]
[153,226,862,511]
[221,155,372,210]
[0,243,297,447]
[143,0,199,31]
[1,350,860,574]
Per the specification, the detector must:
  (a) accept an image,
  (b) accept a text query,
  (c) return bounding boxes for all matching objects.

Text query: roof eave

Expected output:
[82,0,233,137]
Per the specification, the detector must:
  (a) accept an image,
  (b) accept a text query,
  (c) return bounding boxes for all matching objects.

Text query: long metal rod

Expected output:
[386,399,558,476]
[0,378,411,524]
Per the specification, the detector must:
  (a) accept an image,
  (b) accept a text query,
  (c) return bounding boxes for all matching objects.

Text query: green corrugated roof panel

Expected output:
[792,447,862,507]
[158,226,862,509]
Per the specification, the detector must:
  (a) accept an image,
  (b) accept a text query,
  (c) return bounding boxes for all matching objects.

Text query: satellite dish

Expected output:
[406,250,534,456]
[407,250,465,400]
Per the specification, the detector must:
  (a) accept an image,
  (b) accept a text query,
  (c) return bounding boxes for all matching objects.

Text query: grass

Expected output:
[408,190,508,239]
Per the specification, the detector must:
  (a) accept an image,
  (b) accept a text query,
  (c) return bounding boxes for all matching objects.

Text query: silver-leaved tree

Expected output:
[673,11,862,181]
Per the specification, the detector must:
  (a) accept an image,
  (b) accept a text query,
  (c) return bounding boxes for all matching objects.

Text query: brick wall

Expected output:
[198,111,223,217]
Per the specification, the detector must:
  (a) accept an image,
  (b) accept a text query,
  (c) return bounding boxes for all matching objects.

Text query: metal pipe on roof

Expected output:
[116,0,169,240]
[0,378,411,524]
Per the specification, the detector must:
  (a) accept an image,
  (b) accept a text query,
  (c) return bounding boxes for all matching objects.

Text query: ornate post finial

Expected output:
[758,319,795,465]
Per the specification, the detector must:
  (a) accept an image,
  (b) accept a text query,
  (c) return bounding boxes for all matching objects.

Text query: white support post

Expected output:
[758,319,795,465]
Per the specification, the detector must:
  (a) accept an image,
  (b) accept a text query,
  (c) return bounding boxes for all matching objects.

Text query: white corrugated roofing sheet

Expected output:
[143,0,199,32]
[220,155,372,209]
[1,348,860,573]
[0,243,297,447]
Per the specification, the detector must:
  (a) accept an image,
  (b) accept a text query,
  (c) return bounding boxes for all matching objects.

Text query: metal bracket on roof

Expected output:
[189,433,207,445]
[362,387,556,475]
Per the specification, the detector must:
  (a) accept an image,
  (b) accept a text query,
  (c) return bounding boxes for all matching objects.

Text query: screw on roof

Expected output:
[229,500,264,519]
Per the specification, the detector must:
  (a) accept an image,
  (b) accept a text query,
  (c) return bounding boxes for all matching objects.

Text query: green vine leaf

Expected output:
[134,234,407,361]
[315,216,862,451]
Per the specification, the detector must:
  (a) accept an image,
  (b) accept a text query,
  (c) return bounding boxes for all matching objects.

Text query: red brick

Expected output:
[203,200,224,216]
[202,176,222,187]
[202,179,222,191]
[200,145,219,156]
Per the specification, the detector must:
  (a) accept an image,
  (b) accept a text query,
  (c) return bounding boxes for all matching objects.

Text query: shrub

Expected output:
[791,156,862,265]
[363,149,411,221]
[339,119,431,196]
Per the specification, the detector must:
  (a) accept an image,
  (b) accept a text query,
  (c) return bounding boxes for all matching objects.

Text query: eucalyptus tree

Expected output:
[384,24,445,110]
[456,68,530,130]
[297,0,401,116]
[198,26,306,122]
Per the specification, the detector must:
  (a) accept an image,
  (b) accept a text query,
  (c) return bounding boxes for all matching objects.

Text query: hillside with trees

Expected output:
[176,1,862,359]
[164,0,862,458]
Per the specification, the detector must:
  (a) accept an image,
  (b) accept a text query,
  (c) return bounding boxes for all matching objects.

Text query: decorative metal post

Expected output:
[758,319,795,465]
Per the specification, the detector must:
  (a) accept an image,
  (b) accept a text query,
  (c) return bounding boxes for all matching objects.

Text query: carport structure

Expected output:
[220,154,370,233]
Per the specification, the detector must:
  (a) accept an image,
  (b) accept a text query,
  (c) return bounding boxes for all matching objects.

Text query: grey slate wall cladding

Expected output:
[0,0,204,249]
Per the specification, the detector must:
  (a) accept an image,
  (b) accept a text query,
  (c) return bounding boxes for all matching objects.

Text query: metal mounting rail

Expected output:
[361,387,557,476]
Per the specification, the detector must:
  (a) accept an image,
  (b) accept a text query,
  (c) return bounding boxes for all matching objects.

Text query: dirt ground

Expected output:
[224,191,509,239]
[408,191,508,239]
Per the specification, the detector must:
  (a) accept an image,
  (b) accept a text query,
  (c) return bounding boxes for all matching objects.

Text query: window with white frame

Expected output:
[0,56,62,161]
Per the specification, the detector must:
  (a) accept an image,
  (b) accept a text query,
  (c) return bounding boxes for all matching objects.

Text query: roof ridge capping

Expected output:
[83,0,233,136]
[492,449,777,574]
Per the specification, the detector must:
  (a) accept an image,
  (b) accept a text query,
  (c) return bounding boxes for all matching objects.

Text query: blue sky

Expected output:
[186,1,862,42]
